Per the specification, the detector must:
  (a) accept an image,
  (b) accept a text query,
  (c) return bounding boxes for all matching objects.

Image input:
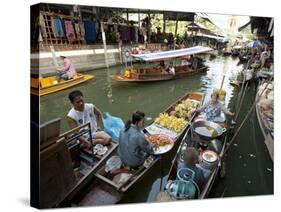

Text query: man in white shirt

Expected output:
[67,90,111,148]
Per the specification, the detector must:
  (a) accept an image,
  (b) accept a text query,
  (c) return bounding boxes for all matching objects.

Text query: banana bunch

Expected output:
[155,113,187,133]
[175,99,199,119]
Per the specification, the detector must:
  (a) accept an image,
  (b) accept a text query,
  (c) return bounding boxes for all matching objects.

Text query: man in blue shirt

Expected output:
[118,111,153,168]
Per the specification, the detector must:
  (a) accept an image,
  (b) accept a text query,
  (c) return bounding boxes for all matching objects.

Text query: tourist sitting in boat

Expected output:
[158,60,167,73]
[67,90,111,149]
[167,62,175,75]
[177,147,205,189]
[56,56,77,82]
[194,93,234,121]
[118,111,154,169]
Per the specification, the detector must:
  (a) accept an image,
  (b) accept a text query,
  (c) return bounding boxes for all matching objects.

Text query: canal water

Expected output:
[40,54,273,202]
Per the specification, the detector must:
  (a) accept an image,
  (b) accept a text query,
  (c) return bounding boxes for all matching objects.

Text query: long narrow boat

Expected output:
[164,115,229,200]
[59,92,205,207]
[255,82,274,161]
[112,46,211,83]
[31,73,94,96]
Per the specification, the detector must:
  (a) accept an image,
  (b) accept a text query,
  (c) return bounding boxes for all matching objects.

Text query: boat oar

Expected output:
[234,81,249,121]
[223,78,272,155]
[234,73,247,115]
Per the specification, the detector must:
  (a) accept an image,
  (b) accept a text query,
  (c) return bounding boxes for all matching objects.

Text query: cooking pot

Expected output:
[199,150,219,170]
[192,120,226,140]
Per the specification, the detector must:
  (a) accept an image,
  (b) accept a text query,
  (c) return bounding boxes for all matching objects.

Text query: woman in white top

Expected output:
[67,90,111,149]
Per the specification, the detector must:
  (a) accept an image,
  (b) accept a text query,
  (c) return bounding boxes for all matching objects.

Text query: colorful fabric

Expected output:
[64,20,76,42]
[51,17,64,38]
[83,20,97,44]
[199,101,228,121]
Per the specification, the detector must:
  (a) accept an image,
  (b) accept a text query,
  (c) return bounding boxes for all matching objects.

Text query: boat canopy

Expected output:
[132,46,212,61]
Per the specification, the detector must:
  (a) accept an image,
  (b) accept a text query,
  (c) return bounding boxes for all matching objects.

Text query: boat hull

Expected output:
[61,92,205,206]
[112,66,208,83]
[255,92,274,161]
[31,74,94,96]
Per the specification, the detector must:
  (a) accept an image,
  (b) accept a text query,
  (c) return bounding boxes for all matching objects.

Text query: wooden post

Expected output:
[163,12,166,34]
[175,13,179,37]
[138,10,141,28]
[50,45,59,68]
[126,9,129,25]
[101,21,109,68]
[148,11,151,43]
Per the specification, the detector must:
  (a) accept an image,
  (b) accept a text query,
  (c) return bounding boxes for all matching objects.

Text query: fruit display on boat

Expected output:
[155,113,187,133]
[174,99,199,120]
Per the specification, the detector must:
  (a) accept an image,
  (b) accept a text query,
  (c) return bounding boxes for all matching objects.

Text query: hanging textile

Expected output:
[38,30,43,42]
[79,21,85,41]
[83,20,97,44]
[51,17,65,38]
[74,23,81,40]
[64,20,76,42]
[39,13,47,38]
[120,26,130,41]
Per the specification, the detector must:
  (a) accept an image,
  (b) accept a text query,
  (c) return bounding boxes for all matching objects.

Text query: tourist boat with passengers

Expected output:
[58,91,205,207]
[31,73,94,96]
[112,46,211,83]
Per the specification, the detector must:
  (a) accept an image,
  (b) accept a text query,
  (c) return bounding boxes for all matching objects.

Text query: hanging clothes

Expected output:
[79,21,85,41]
[120,26,130,41]
[74,23,81,40]
[39,13,47,38]
[51,17,64,38]
[38,30,43,42]
[64,20,76,42]
[83,20,97,44]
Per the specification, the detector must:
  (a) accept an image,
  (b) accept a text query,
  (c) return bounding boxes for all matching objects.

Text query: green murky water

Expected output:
[40,54,273,202]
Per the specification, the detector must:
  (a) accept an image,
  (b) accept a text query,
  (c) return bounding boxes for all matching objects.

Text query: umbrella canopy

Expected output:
[247,40,263,49]
[132,46,212,61]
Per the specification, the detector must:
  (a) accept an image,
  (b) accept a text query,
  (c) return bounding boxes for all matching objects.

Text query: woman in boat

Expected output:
[56,55,77,82]
[168,62,175,75]
[118,111,154,169]
[194,93,234,121]
[177,147,205,190]
[67,90,111,149]
[158,60,166,73]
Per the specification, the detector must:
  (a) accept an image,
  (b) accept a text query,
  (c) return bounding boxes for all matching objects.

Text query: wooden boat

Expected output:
[31,73,94,96]
[112,46,211,83]
[238,55,249,63]
[164,116,229,200]
[255,83,274,161]
[230,69,254,87]
[60,92,205,207]
[39,120,118,208]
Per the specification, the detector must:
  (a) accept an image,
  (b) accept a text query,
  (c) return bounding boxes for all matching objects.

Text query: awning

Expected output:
[238,21,251,32]
[132,46,212,61]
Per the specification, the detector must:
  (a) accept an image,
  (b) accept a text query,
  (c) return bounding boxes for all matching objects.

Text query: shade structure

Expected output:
[132,46,212,61]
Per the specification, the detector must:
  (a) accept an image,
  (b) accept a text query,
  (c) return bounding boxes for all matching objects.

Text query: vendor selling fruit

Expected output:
[193,93,234,121]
